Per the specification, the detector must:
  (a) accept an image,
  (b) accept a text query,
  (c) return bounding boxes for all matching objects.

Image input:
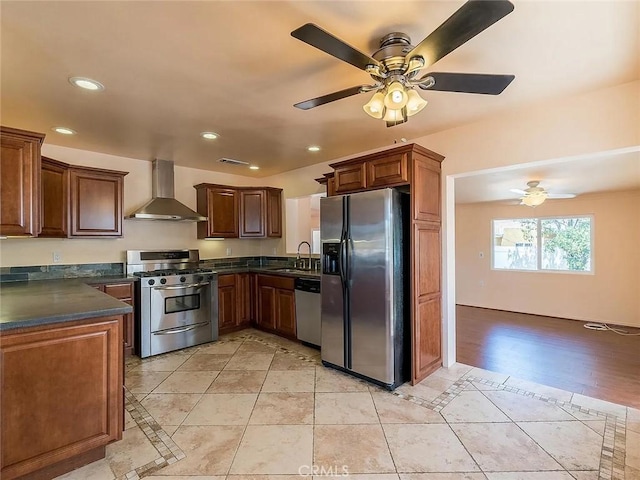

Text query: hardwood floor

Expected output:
[456,305,640,409]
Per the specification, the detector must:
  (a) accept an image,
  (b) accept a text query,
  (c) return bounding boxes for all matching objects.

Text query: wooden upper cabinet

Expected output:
[195,185,239,239]
[68,166,127,237]
[41,157,69,237]
[314,173,336,197]
[195,184,281,239]
[40,159,127,238]
[266,188,282,237]
[367,151,409,188]
[0,126,45,237]
[239,189,266,238]
[411,152,443,223]
[334,163,366,193]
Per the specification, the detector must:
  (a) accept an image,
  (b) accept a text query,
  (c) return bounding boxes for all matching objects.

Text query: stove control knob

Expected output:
[197,275,204,282]
[180,276,186,283]
[160,278,167,285]
[148,279,155,286]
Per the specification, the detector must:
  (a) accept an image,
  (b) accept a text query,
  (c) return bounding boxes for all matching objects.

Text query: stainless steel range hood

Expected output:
[126,159,207,222]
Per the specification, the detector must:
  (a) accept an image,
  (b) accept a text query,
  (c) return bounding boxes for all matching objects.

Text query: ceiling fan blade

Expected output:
[291,23,381,72]
[420,72,515,95]
[406,0,514,69]
[294,86,366,110]
[547,193,577,199]
[509,188,527,195]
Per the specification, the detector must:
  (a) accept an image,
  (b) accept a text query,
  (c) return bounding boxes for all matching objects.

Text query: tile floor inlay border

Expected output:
[120,389,185,480]
[391,373,627,480]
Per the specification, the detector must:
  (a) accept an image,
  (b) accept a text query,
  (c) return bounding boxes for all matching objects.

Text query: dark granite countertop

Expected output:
[0,280,133,332]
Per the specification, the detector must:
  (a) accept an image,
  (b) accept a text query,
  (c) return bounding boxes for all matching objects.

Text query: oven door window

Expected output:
[165,294,200,315]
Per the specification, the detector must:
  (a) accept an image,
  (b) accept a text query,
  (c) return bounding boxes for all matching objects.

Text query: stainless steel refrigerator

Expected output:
[320,188,409,390]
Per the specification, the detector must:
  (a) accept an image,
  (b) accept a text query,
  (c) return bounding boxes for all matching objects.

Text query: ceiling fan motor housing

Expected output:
[372,32,415,74]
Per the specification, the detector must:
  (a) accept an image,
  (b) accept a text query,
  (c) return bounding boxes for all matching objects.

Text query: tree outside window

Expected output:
[492,216,592,273]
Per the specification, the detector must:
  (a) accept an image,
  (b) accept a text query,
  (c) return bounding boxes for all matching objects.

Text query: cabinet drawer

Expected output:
[103,283,133,300]
[367,152,409,188]
[256,274,295,290]
[217,273,236,287]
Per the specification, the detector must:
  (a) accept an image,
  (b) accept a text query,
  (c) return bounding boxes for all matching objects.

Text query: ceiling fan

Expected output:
[291,0,516,127]
[510,181,577,207]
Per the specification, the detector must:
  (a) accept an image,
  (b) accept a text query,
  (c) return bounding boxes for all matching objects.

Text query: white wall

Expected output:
[456,190,640,328]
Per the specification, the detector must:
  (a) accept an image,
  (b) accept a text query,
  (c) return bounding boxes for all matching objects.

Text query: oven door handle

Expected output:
[153,321,210,335]
[153,282,210,291]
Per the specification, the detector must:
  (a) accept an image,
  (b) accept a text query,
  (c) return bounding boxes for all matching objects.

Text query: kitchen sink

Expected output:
[270,268,315,274]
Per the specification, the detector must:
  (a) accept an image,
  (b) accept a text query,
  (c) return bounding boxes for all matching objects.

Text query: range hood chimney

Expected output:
[125,159,207,222]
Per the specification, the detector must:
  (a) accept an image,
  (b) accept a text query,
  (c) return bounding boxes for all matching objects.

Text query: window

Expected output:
[492,216,592,273]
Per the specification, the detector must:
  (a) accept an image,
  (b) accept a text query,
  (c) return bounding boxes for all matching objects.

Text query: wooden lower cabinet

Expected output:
[255,274,296,339]
[218,273,253,335]
[92,282,135,356]
[0,316,124,480]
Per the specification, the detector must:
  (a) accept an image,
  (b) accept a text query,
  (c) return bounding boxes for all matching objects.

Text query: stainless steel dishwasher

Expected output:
[295,277,321,348]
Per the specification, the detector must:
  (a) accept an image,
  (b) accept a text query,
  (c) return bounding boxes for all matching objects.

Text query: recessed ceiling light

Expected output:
[68,77,104,91]
[249,166,260,170]
[201,132,219,140]
[307,145,321,152]
[52,127,76,135]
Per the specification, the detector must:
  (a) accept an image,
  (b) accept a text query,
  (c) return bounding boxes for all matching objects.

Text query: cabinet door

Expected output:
[218,274,237,334]
[0,316,123,479]
[69,168,125,237]
[239,189,265,238]
[197,187,238,238]
[366,152,409,188]
[236,273,251,326]
[257,284,276,331]
[334,163,366,194]
[103,283,135,356]
[40,157,69,237]
[0,127,44,236]
[275,288,296,338]
[266,189,282,237]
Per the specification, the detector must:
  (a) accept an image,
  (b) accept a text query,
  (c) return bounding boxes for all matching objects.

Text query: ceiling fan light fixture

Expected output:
[363,91,386,119]
[521,193,547,207]
[383,106,407,127]
[406,89,428,116]
[383,82,408,109]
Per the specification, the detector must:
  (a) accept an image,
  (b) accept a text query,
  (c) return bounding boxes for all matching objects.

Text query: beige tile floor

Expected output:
[55,329,639,480]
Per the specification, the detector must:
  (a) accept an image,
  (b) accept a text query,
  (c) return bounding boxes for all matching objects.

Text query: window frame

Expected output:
[491,214,594,275]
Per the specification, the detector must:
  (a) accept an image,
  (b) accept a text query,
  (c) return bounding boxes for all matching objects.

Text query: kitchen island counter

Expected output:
[0,279,132,331]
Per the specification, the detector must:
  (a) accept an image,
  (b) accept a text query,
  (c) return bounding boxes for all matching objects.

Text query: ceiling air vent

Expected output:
[218,157,249,166]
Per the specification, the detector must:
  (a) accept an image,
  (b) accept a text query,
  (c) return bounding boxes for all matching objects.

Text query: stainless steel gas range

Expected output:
[126,250,218,358]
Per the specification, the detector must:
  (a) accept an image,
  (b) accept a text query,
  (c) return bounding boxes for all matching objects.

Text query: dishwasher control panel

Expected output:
[294,277,321,293]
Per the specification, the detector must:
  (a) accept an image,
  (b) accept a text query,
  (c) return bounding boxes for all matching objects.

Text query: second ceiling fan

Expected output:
[291,0,515,127]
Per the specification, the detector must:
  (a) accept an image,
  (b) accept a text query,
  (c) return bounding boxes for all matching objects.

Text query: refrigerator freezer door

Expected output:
[320,195,346,368]
[348,189,396,384]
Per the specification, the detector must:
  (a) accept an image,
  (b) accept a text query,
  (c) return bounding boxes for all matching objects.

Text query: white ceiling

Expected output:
[455,149,640,204]
[1,1,638,178]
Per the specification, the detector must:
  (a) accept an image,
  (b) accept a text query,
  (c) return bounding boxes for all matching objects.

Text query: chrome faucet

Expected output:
[296,241,312,270]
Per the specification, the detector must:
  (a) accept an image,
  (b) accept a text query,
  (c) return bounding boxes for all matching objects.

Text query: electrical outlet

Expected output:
[52,252,62,263]
[226,247,232,256]
[479,280,485,287]
[479,252,484,258]
[272,247,277,255]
